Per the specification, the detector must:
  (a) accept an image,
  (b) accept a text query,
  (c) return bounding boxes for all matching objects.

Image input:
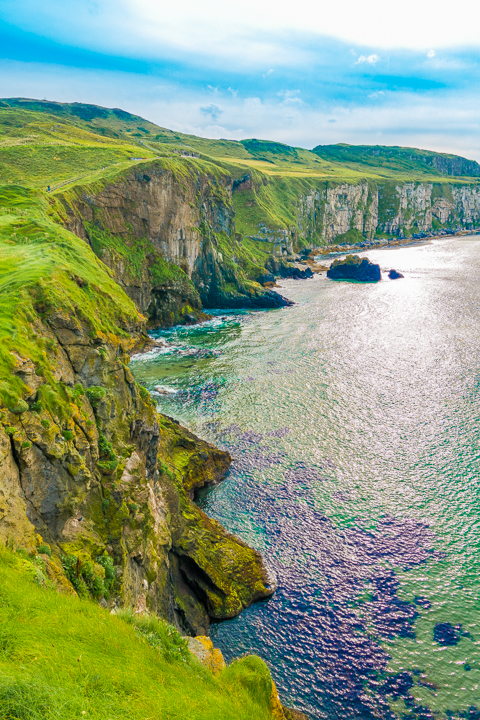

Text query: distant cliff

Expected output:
[233,174,480,254]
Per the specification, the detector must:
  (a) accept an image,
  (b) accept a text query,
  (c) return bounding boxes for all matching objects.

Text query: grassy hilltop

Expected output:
[2,97,479,188]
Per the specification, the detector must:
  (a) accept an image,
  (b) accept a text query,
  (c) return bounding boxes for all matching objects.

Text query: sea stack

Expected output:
[327,255,381,282]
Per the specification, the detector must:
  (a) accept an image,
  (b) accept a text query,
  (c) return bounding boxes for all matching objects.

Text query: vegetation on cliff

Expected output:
[0,546,279,720]
[0,180,274,638]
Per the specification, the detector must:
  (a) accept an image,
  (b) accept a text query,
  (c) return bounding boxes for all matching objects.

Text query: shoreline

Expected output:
[310,229,478,259]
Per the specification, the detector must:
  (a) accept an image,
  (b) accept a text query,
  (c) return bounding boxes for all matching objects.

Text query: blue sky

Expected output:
[2,0,480,158]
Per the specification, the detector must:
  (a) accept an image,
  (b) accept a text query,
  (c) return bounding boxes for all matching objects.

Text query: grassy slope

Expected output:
[312,143,480,179]
[0,547,275,720]
[0,183,140,410]
[1,98,479,284]
[3,97,479,185]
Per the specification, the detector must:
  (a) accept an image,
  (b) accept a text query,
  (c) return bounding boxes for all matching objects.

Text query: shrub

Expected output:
[85,386,107,406]
[37,544,51,557]
[61,555,107,599]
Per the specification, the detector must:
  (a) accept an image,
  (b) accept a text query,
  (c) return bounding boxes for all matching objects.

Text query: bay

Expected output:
[131,237,480,720]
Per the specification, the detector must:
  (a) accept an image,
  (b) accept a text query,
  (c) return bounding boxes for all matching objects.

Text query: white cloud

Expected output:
[427,49,436,58]
[228,87,238,96]
[356,54,380,65]
[3,0,480,74]
[277,89,303,105]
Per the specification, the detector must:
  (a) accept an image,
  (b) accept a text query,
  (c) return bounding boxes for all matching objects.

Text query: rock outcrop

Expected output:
[327,255,381,282]
[58,162,292,320]
[0,195,275,636]
[388,269,404,279]
[0,308,274,634]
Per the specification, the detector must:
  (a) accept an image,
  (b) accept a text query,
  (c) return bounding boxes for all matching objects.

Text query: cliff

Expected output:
[56,160,293,323]
[0,185,274,638]
[2,99,480,313]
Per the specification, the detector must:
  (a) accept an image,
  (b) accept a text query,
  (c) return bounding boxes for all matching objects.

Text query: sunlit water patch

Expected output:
[130,238,480,720]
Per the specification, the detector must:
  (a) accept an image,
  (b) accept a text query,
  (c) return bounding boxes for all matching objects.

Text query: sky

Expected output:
[2,0,480,158]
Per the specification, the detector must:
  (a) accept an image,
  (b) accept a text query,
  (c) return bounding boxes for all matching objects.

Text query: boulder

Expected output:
[327,255,381,282]
[388,269,404,279]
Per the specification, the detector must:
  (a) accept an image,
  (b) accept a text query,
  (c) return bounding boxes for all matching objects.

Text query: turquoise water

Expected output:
[130,238,480,720]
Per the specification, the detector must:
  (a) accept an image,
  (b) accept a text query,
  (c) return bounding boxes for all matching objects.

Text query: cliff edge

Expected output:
[0,184,274,636]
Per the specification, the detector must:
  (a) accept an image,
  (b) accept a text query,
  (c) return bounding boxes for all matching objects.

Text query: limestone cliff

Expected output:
[239,176,480,253]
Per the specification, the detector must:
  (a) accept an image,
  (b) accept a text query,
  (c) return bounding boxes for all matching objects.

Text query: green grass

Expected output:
[0,547,276,720]
[3,99,479,188]
[0,184,140,411]
[312,143,480,180]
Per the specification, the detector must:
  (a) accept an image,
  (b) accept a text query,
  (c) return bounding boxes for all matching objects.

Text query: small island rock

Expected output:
[388,269,404,279]
[327,254,381,282]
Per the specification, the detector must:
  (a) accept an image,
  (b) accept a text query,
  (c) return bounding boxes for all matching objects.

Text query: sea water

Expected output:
[130,237,480,720]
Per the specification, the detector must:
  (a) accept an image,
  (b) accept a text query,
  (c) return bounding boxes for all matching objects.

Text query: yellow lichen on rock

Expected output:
[270,681,287,720]
[185,635,227,674]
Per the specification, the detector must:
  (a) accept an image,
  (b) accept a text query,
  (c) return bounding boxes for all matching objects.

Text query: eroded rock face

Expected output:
[0,307,274,635]
[59,163,291,316]
[267,180,480,249]
[327,255,381,282]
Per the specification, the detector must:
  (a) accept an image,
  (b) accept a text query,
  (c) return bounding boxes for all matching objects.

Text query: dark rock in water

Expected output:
[327,255,381,282]
[433,622,461,645]
[388,269,404,279]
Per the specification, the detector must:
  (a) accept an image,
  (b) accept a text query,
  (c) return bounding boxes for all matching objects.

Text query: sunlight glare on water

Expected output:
[130,237,480,720]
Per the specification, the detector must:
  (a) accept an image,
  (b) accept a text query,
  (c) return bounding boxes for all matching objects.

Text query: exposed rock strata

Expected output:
[272,181,480,248]
[58,164,292,318]
[0,307,274,635]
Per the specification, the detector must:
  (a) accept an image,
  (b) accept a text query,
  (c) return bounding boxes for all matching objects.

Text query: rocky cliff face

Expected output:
[276,180,480,248]
[56,161,480,311]
[59,162,291,318]
[0,294,274,635]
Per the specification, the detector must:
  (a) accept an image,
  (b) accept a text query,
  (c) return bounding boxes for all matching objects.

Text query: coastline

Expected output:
[310,229,478,259]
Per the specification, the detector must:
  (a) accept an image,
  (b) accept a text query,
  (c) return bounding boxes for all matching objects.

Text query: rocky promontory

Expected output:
[327,255,381,282]
[0,185,275,639]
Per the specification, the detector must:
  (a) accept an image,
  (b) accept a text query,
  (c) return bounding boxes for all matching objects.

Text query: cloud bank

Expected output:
[1,0,480,158]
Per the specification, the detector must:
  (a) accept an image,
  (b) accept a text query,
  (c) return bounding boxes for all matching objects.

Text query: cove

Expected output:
[130,237,480,720]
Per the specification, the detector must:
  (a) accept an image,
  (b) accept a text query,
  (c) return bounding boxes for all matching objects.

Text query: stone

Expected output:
[184,636,226,674]
[327,255,381,282]
[388,269,404,279]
